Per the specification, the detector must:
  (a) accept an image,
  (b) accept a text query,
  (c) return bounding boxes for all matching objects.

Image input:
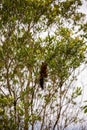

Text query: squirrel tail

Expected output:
[39,77,44,89]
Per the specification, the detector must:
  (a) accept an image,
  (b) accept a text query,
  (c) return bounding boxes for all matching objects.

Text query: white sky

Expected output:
[76,0,87,102]
[76,64,87,101]
[81,0,87,15]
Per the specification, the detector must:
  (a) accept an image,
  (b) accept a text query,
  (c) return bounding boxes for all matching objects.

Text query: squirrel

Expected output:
[39,62,47,89]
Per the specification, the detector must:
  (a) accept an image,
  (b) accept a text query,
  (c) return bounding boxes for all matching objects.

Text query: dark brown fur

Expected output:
[39,62,47,89]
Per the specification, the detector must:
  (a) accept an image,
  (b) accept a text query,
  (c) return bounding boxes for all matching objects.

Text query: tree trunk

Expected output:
[24,92,29,130]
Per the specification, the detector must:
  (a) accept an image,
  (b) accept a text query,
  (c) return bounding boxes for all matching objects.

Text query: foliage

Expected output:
[0,0,87,130]
[82,100,87,113]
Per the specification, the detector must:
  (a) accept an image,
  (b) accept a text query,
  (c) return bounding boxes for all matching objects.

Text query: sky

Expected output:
[76,0,87,101]
[80,0,87,15]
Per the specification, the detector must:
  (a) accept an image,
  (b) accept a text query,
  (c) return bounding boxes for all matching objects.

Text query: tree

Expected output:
[0,0,87,130]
